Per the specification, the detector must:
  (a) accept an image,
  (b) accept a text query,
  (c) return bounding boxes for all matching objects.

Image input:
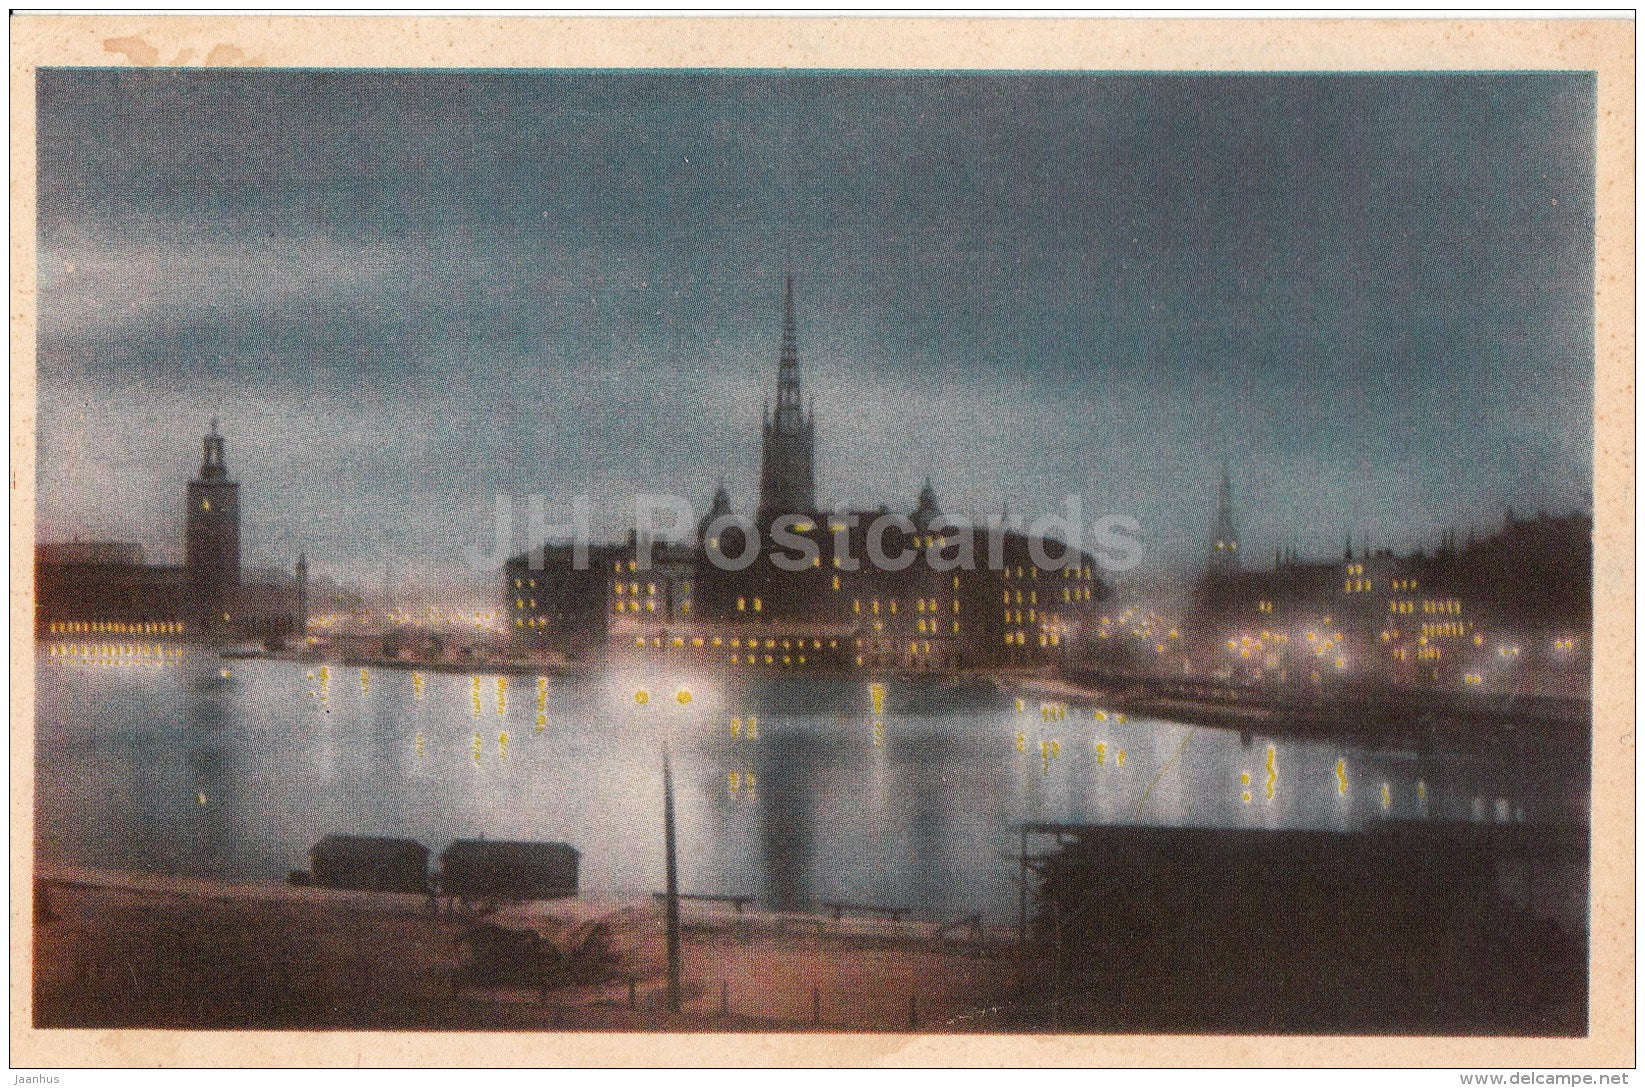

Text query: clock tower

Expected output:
[185,418,241,632]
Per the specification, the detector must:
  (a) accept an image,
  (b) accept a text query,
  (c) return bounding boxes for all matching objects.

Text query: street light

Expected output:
[637,685,690,1013]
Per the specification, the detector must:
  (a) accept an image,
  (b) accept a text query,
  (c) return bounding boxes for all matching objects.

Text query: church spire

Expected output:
[757,273,817,521]
[1209,462,1239,575]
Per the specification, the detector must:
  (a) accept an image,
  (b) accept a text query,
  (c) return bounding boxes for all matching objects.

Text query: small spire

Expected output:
[779,273,798,374]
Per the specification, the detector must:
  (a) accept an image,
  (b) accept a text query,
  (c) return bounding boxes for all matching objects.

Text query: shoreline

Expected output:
[32,865,1021,1032]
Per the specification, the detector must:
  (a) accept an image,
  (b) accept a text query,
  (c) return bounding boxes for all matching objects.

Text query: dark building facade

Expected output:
[507,277,1107,671]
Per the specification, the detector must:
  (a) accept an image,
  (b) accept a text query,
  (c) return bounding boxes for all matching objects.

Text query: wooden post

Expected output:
[663,750,683,1013]
[1018,826,1028,949]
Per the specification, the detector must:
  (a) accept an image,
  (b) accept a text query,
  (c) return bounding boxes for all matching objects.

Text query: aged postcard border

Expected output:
[8,13,1634,1069]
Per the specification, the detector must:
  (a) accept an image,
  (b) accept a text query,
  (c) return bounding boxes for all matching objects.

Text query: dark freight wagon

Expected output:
[308,835,431,894]
[438,839,579,902]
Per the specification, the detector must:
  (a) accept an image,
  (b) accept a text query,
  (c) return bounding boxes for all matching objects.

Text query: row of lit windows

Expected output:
[1004,608,1037,625]
[1392,578,1418,591]
[614,600,658,613]
[48,643,183,657]
[1004,590,1035,605]
[513,578,538,589]
[915,618,961,635]
[1390,600,1416,615]
[998,630,1060,647]
[46,621,184,635]
[1423,599,1462,615]
[736,597,763,612]
[1345,563,1366,577]
[613,582,658,596]
[1061,587,1094,602]
[1421,621,1469,639]
[853,598,914,616]
[1344,578,1372,593]
[1257,600,1274,614]
[595,635,839,651]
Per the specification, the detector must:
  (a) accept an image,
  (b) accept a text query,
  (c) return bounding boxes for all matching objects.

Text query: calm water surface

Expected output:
[36,649,1578,922]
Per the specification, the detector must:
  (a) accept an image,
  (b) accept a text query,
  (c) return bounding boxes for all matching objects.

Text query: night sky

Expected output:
[35,70,1594,585]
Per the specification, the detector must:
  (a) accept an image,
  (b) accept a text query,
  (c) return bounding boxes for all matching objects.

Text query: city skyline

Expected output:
[35,70,1595,582]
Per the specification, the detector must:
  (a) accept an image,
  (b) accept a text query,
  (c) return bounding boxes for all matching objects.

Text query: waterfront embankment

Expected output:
[32,867,1020,1031]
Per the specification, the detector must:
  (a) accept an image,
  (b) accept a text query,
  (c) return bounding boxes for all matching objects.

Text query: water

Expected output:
[35,647,1580,923]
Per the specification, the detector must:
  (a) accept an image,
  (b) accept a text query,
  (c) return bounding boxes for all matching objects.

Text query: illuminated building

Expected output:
[507,276,1106,670]
[1190,506,1592,692]
[35,420,301,643]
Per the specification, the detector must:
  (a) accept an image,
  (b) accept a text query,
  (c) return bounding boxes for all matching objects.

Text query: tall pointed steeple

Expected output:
[757,272,817,522]
[1208,462,1239,575]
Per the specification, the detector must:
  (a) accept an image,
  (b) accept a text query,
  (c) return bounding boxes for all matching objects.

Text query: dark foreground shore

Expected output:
[32,867,1018,1032]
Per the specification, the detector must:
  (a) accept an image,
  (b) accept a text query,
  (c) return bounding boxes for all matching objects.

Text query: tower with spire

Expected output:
[756,274,817,524]
[294,551,309,639]
[1208,463,1240,576]
[911,477,942,529]
[185,417,241,631]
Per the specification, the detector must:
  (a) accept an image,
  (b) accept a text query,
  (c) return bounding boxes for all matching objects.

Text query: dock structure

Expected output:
[1014,819,1590,1033]
[438,839,579,904]
[308,835,430,895]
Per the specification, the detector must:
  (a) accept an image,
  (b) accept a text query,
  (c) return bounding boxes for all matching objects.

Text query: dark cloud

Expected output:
[35,70,1594,582]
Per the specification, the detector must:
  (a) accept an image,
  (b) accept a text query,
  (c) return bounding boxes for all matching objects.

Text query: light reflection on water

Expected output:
[36,649,1579,923]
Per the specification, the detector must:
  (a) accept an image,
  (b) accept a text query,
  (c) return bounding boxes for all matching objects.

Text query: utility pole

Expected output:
[663,749,682,1012]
